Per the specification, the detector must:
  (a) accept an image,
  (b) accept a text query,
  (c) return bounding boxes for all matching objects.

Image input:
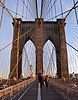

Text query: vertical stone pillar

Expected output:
[10,18,22,80]
[56,49,61,78]
[36,49,43,74]
[57,19,69,78]
[35,18,44,75]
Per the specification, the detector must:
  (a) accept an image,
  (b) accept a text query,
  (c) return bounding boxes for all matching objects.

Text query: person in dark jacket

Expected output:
[45,75,48,87]
[38,73,43,87]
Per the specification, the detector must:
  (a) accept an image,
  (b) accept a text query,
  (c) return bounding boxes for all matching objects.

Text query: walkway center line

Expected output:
[37,83,41,100]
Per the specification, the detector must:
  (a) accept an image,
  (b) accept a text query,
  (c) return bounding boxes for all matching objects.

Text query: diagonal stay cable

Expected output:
[5,26,36,84]
[0,2,29,20]
[65,1,78,18]
[0,1,14,19]
[5,53,23,85]
[73,0,78,25]
[48,5,78,20]
[66,42,78,52]
[0,25,36,52]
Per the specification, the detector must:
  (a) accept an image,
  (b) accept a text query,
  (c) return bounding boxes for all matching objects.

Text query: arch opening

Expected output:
[43,40,57,78]
[22,40,36,78]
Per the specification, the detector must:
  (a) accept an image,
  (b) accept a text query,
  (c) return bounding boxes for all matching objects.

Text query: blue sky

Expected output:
[0,0,78,78]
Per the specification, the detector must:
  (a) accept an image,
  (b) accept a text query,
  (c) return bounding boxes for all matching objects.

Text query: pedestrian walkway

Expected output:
[41,83,65,100]
[16,81,66,100]
[18,82,38,100]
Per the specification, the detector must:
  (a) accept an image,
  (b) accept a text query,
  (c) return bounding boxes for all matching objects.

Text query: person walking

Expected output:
[38,73,44,87]
[45,75,48,87]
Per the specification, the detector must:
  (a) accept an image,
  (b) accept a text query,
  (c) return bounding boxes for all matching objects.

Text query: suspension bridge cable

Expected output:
[66,42,78,52]
[15,0,19,18]
[60,0,63,18]
[24,46,35,77]
[41,0,51,18]
[65,1,78,19]
[22,0,24,18]
[67,29,78,55]
[43,0,58,18]
[0,2,29,20]
[68,46,74,73]
[70,25,78,30]
[50,51,56,76]
[43,44,51,75]
[35,0,38,18]
[70,27,78,37]
[0,0,5,27]
[68,28,78,44]
[41,0,47,17]
[5,53,23,85]
[67,34,78,73]
[54,31,78,53]
[73,0,78,25]
[44,0,52,18]
[0,1,14,19]
[46,45,56,76]
[41,0,43,18]
[0,25,36,52]
[67,35,77,53]
[23,47,31,77]
[67,26,78,40]
[54,0,57,20]
[44,41,56,76]
[27,0,37,18]
[48,5,78,20]
[50,2,53,21]
[21,0,36,18]
[47,45,56,75]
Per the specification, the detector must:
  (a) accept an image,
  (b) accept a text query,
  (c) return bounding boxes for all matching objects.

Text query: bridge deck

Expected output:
[17,82,65,100]
[6,81,78,100]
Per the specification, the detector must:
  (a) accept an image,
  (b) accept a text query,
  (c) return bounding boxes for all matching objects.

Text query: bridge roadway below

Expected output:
[5,81,78,100]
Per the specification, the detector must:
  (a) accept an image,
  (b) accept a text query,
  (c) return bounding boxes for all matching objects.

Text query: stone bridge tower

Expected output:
[10,18,69,79]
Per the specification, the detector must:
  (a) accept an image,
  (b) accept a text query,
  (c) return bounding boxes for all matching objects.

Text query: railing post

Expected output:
[10,87,13,100]
[2,92,5,100]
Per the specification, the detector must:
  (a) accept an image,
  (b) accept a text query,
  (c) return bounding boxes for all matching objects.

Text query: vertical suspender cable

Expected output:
[60,0,63,18]
[73,0,78,25]
[41,0,43,18]
[0,0,5,27]
[15,0,19,18]
[35,0,38,18]
[54,0,57,20]
[22,1,24,18]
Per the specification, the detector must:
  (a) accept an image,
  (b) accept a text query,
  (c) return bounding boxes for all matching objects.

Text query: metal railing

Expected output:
[0,78,35,99]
